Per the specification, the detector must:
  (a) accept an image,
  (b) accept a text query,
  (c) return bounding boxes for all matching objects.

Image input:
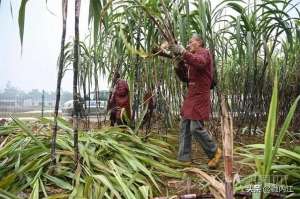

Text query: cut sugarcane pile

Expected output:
[0,118,186,198]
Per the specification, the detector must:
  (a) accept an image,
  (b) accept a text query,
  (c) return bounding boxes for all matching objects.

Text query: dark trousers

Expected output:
[110,111,126,126]
[178,119,217,161]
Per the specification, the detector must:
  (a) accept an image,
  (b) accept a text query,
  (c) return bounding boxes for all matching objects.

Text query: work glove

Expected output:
[169,44,186,56]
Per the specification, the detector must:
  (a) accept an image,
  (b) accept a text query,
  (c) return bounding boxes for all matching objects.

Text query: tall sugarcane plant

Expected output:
[51,0,68,165]
[72,0,81,167]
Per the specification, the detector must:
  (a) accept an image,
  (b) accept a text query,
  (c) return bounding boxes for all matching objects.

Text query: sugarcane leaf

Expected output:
[83,176,93,198]
[271,165,300,170]
[93,175,122,199]
[39,178,48,198]
[0,173,17,189]
[11,116,47,150]
[263,70,278,176]
[0,188,19,199]
[29,179,39,199]
[134,103,149,133]
[18,0,29,49]
[119,149,160,191]
[272,95,300,158]
[139,185,149,199]
[30,168,43,186]
[119,28,150,58]
[109,161,136,198]
[44,174,73,190]
[46,193,70,199]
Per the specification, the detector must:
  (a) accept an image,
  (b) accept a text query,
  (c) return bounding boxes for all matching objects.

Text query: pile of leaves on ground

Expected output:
[0,117,189,198]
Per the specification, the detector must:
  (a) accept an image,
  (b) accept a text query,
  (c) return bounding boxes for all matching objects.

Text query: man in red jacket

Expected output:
[107,71,131,126]
[169,35,222,168]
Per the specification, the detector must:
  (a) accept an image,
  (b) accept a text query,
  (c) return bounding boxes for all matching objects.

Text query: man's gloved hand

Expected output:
[169,44,186,55]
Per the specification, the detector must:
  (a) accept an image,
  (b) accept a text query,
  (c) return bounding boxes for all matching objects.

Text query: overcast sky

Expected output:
[0,0,104,92]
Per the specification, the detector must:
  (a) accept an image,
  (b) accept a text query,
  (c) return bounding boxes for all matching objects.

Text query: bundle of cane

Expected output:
[134,0,178,58]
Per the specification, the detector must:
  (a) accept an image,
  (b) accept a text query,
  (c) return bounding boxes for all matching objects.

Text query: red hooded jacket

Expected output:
[178,48,213,121]
[109,79,131,119]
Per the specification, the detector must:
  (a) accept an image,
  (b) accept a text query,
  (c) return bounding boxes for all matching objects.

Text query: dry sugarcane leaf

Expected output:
[183,167,226,199]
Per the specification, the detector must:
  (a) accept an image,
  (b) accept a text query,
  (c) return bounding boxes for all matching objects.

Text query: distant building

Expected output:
[0,99,19,107]
[0,97,56,111]
[23,99,40,107]
[44,100,56,107]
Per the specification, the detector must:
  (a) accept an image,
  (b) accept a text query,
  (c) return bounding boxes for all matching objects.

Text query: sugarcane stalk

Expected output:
[87,65,91,129]
[93,32,101,128]
[82,69,88,130]
[73,0,81,167]
[219,94,234,199]
[51,0,68,165]
[94,68,101,127]
[131,23,142,129]
[212,30,234,197]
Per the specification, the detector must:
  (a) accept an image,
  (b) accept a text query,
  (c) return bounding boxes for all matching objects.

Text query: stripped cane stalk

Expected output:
[131,23,142,128]
[51,0,68,165]
[214,30,234,197]
[219,92,234,199]
[73,0,81,167]
[94,64,101,127]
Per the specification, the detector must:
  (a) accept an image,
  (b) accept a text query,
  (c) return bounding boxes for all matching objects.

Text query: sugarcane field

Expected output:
[1,0,300,198]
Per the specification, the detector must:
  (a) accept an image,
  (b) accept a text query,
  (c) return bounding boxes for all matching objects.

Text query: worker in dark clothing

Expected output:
[142,89,156,130]
[168,35,222,168]
[73,93,86,118]
[107,71,131,126]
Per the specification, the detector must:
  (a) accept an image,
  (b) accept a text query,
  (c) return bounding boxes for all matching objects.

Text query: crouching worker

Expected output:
[107,71,131,126]
[142,89,156,131]
[168,35,222,169]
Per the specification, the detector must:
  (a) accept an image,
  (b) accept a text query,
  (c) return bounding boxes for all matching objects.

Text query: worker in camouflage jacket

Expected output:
[169,35,222,168]
[107,71,131,126]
